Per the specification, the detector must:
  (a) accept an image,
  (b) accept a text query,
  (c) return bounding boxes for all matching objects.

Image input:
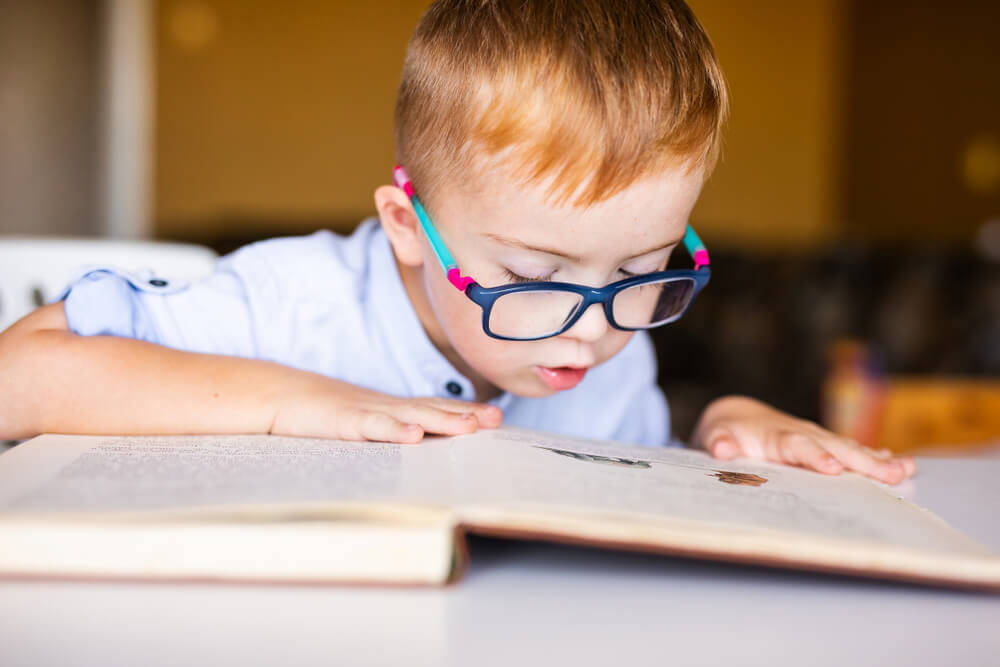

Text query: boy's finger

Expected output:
[401,406,481,436]
[423,399,503,426]
[705,430,742,459]
[774,432,843,474]
[822,438,909,484]
[867,447,894,461]
[356,411,424,444]
[833,441,916,478]
[864,446,916,477]
[436,402,503,428]
[895,455,917,477]
[473,404,503,428]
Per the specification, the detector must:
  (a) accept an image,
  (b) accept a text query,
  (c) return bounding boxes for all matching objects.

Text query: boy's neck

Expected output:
[394,257,503,403]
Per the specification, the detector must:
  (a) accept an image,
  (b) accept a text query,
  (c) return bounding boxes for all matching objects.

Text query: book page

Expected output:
[0,434,445,514]
[429,429,997,559]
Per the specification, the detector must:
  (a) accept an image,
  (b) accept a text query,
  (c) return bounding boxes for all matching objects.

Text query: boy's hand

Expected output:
[690,395,916,485]
[269,376,503,444]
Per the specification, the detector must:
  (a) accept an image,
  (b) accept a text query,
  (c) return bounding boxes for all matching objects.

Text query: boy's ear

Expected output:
[374,185,425,267]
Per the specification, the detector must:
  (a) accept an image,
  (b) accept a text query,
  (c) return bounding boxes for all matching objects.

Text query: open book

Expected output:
[1,427,998,591]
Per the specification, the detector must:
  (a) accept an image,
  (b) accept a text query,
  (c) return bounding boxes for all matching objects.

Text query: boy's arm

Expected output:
[0,303,500,442]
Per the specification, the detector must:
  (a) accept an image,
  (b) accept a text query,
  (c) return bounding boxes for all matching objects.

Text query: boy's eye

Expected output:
[623,257,670,276]
[503,268,548,284]
[619,267,658,279]
[503,267,656,285]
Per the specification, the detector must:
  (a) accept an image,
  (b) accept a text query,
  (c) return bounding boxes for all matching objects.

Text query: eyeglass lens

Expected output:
[612,277,695,328]
[487,277,696,339]
[489,290,584,339]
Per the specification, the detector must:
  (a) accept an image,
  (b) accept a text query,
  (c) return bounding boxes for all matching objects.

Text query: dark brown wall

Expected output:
[843,0,1000,243]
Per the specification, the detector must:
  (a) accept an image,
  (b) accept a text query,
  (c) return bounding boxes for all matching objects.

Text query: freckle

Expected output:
[213,392,220,399]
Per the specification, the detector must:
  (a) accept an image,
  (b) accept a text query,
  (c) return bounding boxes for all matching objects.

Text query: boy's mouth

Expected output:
[534,366,588,391]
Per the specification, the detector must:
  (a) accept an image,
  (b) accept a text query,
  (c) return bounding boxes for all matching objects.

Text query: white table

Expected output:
[1,454,998,667]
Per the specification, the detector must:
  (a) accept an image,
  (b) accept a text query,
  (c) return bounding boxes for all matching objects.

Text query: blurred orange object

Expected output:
[876,379,1000,453]
[822,340,887,448]
[822,340,1000,453]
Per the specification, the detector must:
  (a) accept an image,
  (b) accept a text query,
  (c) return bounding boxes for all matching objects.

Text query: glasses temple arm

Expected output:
[393,166,475,290]
[683,225,710,270]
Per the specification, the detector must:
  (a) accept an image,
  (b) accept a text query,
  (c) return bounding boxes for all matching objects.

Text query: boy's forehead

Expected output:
[437,162,704,258]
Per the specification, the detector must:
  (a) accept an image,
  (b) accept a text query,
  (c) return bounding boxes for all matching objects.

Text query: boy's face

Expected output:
[383,162,705,401]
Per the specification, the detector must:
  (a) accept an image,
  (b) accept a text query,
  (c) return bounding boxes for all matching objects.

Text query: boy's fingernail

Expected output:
[823,456,842,469]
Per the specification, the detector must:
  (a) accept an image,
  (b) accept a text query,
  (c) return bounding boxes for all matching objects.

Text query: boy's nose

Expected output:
[562,302,609,342]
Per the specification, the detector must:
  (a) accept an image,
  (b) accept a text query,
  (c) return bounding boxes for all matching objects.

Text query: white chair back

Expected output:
[0,237,218,333]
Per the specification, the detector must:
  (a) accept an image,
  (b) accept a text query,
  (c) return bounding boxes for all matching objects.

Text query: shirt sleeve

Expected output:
[60,253,261,358]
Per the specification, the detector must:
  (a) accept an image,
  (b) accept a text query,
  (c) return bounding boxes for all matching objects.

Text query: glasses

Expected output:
[393,166,711,341]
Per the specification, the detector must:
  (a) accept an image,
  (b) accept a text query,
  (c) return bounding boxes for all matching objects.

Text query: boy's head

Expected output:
[394,0,727,211]
[377,0,727,401]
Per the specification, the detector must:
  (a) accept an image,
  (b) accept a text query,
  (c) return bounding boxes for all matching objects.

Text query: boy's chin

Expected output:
[507,385,559,399]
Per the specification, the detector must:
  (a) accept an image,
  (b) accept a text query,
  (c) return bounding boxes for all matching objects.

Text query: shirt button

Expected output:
[445,381,463,396]
[149,278,168,287]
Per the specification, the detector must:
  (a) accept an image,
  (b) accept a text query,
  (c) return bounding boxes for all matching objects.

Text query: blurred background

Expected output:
[1,0,998,450]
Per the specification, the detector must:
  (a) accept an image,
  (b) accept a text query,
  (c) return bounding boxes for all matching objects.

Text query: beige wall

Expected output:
[688,0,845,249]
[155,0,429,237]
[155,0,845,249]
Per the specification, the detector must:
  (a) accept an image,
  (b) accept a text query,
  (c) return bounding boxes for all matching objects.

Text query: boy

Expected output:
[0,0,915,484]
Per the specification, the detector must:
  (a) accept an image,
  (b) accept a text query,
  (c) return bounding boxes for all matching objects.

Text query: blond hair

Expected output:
[395,0,728,209]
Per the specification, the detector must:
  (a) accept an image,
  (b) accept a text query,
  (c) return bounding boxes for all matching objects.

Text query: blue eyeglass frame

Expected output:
[393,166,711,341]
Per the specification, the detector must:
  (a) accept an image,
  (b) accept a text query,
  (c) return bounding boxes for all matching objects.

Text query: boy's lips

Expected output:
[534,365,588,391]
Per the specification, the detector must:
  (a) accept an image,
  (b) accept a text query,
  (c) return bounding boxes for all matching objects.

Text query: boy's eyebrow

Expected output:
[483,233,683,262]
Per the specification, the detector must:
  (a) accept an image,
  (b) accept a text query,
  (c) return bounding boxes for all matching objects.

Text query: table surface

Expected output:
[1,451,999,667]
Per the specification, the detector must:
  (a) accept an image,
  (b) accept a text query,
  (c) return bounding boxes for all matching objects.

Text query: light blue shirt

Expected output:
[61,219,674,447]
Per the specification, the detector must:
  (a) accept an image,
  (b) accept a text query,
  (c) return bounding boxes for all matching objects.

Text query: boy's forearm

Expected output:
[0,328,305,440]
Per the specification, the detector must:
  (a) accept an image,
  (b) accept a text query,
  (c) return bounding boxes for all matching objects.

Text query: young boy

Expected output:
[0,0,915,484]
